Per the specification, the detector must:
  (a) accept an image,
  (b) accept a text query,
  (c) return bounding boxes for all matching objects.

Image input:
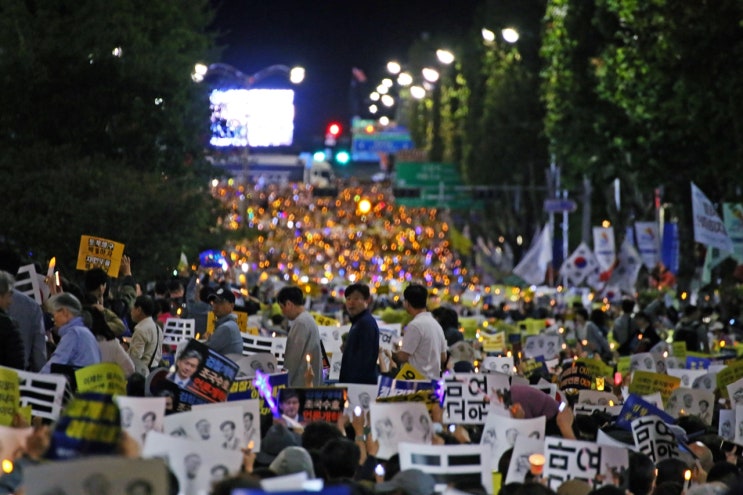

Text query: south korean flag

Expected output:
[559,242,600,285]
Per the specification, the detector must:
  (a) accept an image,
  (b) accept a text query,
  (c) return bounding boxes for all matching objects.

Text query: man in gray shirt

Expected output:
[205,287,243,355]
[0,249,47,371]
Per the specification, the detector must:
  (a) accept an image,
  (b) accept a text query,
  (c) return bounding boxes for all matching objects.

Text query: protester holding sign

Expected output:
[41,293,101,373]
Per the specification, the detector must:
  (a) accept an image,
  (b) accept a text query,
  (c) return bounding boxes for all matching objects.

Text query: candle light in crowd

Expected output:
[305,354,311,369]
[247,440,255,450]
[1,459,12,474]
[528,454,545,476]
[684,469,691,492]
[581,339,588,347]
[54,271,61,288]
[272,332,276,338]
[46,257,56,279]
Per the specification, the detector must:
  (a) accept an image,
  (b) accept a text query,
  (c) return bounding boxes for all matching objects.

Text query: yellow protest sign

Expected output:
[459,318,479,340]
[617,356,631,375]
[395,363,425,381]
[75,363,127,396]
[576,357,614,379]
[481,332,506,353]
[716,359,743,398]
[629,371,680,404]
[17,405,32,426]
[671,342,687,359]
[76,235,125,277]
[519,318,546,336]
[376,390,438,410]
[310,312,340,327]
[205,310,249,337]
[0,367,19,426]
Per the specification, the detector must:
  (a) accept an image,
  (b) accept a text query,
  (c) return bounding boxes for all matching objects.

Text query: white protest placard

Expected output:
[735,405,743,447]
[481,413,546,470]
[543,437,629,491]
[369,402,432,460]
[398,441,492,495]
[341,383,378,419]
[641,392,664,410]
[227,352,279,377]
[192,399,261,453]
[635,221,661,270]
[719,409,735,441]
[15,264,43,305]
[523,335,561,360]
[24,456,170,495]
[115,396,166,449]
[14,368,68,421]
[691,182,734,252]
[240,333,287,367]
[727,377,743,405]
[667,368,708,389]
[631,415,680,463]
[665,387,715,424]
[162,318,196,345]
[577,390,621,406]
[692,371,717,392]
[482,356,515,375]
[505,435,544,484]
[319,324,347,355]
[328,352,343,381]
[630,353,657,373]
[442,373,490,425]
[162,404,245,451]
[143,431,243,494]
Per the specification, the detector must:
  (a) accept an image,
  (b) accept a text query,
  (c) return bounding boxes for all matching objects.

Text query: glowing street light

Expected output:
[502,27,520,43]
[481,28,496,43]
[289,66,305,84]
[386,61,402,74]
[397,72,413,86]
[421,67,440,83]
[436,49,455,65]
[410,86,426,99]
[381,94,395,107]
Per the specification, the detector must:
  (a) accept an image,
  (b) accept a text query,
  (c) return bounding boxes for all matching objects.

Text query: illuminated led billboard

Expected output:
[209,88,294,147]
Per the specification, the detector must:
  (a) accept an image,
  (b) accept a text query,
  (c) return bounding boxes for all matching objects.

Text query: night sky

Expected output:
[209,0,481,148]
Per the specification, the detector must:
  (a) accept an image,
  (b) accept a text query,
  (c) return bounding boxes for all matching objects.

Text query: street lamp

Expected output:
[436,49,455,65]
[192,62,306,87]
[502,27,520,43]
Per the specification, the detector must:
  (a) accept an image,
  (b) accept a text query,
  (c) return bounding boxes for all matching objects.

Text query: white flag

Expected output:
[513,225,552,285]
[691,182,733,252]
[608,237,642,294]
[593,226,616,271]
[634,221,660,270]
[559,242,600,286]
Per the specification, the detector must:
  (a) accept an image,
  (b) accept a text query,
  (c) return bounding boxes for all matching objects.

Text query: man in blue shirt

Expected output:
[339,283,379,384]
[41,293,101,373]
[205,287,242,355]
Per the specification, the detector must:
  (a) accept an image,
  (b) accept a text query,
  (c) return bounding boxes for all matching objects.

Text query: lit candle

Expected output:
[247,440,255,450]
[684,469,691,492]
[528,454,545,475]
[46,257,56,279]
[305,354,311,369]
[1,459,12,474]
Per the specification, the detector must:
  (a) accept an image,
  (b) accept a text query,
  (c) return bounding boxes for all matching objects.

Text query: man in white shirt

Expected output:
[392,284,447,380]
[128,295,163,375]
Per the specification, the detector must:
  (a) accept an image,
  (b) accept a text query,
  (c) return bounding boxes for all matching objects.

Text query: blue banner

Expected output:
[661,222,680,274]
[616,394,675,430]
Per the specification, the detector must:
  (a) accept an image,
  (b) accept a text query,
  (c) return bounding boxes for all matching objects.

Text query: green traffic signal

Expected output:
[313,151,326,161]
[335,150,351,165]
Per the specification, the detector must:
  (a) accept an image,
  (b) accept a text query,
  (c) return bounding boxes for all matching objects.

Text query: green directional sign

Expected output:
[394,162,481,209]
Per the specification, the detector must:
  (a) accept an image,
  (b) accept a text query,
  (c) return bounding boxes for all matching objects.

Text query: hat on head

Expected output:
[208,287,235,304]
[269,446,315,478]
[453,360,475,373]
[375,469,436,495]
[255,424,302,466]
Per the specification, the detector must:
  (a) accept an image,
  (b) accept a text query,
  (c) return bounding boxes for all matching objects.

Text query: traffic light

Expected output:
[327,122,342,138]
[325,121,342,146]
[334,150,351,165]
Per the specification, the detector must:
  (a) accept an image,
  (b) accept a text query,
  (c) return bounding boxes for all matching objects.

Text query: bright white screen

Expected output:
[209,88,295,147]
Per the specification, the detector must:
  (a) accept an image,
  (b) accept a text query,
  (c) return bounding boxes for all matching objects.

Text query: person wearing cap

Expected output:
[254,423,302,468]
[206,287,243,355]
[40,293,101,373]
[375,468,436,495]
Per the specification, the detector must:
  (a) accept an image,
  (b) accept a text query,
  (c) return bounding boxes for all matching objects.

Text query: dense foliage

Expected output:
[0,0,227,280]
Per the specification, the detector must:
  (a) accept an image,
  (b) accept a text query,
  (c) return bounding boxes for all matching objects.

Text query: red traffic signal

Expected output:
[327,122,342,137]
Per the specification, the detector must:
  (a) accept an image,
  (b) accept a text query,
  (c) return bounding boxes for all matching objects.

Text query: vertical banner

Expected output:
[723,203,743,263]
[634,222,660,270]
[691,182,734,253]
[592,226,616,272]
[661,221,680,274]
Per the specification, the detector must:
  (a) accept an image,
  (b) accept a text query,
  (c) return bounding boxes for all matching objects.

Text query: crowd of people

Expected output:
[0,231,743,495]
